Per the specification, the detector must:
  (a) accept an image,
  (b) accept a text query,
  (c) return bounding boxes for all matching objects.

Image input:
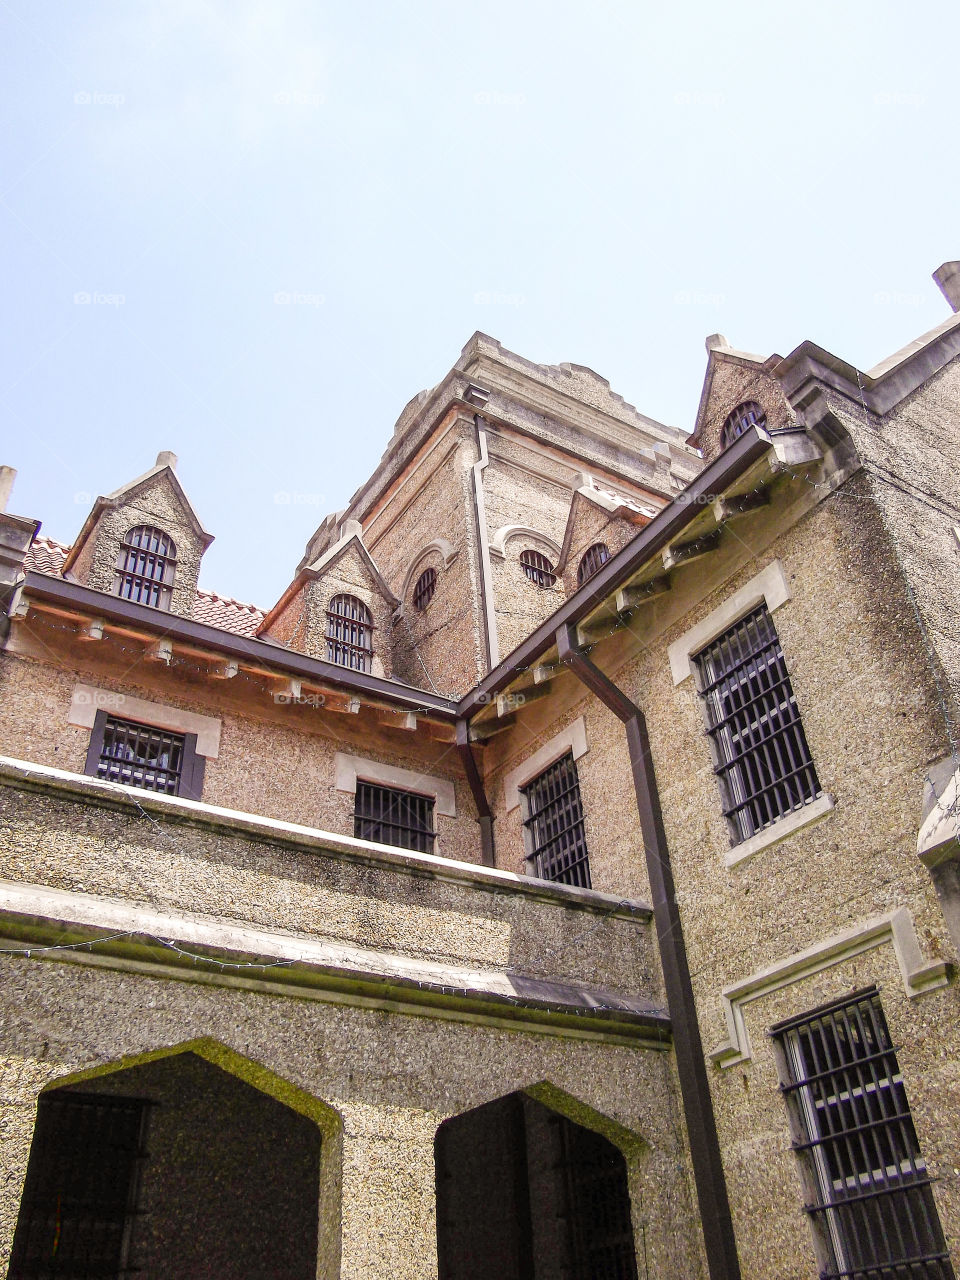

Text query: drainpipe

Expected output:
[557,622,741,1280]
[464,386,500,672]
[455,719,496,867]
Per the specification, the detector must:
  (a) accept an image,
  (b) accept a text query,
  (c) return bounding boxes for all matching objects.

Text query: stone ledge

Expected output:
[0,879,670,1047]
[0,755,653,922]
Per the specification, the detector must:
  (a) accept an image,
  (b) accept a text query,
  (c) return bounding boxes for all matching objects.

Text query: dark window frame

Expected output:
[520,751,591,889]
[519,549,557,588]
[112,524,177,611]
[721,401,766,450]
[771,988,955,1280]
[326,594,374,673]
[353,780,436,854]
[412,566,437,611]
[577,543,610,586]
[84,709,205,801]
[693,603,821,845]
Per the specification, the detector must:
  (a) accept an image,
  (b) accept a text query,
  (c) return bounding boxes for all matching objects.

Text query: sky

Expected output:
[1,0,957,609]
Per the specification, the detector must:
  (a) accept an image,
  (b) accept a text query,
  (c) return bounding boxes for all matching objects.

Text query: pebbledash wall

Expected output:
[0,265,959,1280]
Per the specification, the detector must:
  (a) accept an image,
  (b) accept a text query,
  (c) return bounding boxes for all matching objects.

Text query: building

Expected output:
[0,260,958,1280]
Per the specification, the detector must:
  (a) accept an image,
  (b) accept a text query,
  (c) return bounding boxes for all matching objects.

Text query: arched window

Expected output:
[412,566,437,611]
[326,595,373,672]
[113,526,177,609]
[520,549,556,588]
[577,543,610,586]
[721,401,766,449]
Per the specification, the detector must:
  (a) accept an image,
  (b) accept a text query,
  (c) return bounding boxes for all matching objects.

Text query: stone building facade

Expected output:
[0,263,958,1280]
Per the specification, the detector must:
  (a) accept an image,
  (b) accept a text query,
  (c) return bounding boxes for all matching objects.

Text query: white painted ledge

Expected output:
[725,793,835,868]
[67,682,222,757]
[333,752,456,817]
[668,560,791,685]
[503,718,588,813]
[709,907,951,1068]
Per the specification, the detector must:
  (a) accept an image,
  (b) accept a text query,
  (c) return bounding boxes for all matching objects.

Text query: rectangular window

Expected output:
[693,604,821,844]
[8,1092,149,1280]
[83,710,205,800]
[773,989,955,1280]
[354,781,436,854]
[521,751,591,889]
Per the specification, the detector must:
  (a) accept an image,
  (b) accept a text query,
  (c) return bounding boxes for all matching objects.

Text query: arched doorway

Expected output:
[435,1090,639,1279]
[8,1050,323,1280]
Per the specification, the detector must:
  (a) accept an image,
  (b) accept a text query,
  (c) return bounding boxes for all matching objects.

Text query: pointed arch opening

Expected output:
[326,594,373,672]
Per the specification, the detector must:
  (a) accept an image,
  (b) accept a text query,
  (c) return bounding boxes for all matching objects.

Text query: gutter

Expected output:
[557,623,741,1280]
[465,390,500,670]
[458,425,772,717]
[19,571,459,718]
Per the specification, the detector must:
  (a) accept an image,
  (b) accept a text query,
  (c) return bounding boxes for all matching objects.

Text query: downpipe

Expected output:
[557,622,741,1280]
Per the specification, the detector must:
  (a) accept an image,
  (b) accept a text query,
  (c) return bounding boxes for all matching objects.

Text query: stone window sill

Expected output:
[724,792,835,869]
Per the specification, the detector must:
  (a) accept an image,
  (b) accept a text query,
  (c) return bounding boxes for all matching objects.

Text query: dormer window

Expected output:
[577,543,610,586]
[520,549,556,588]
[326,595,373,672]
[721,401,766,450]
[113,526,176,610]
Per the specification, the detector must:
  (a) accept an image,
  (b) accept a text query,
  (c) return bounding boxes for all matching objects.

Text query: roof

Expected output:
[24,537,265,639]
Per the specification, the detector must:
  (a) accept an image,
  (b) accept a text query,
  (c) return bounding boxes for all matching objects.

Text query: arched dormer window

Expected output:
[520,549,556,588]
[114,526,177,610]
[721,401,766,450]
[577,543,610,586]
[326,595,373,672]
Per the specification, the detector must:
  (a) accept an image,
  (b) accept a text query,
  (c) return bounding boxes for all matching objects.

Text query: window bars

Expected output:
[577,543,610,586]
[413,566,437,611]
[8,1092,150,1280]
[326,594,373,672]
[521,751,591,888]
[96,715,186,795]
[773,990,955,1280]
[354,781,436,854]
[721,401,766,450]
[113,525,177,610]
[520,549,557,588]
[693,605,821,844]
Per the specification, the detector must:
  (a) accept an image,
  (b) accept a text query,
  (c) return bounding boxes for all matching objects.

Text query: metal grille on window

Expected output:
[577,543,610,586]
[114,525,176,609]
[354,782,435,853]
[8,1092,150,1280]
[97,715,185,795]
[694,605,821,844]
[721,400,766,449]
[520,549,557,588]
[413,566,437,611]
[326,594,373,672]
[773,990,955,1280]
[521,751,591,888]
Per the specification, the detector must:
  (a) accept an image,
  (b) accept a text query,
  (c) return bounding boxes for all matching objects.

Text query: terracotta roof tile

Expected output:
[24,537,265,639]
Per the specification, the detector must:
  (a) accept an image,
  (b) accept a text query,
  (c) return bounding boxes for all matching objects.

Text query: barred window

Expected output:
[8,1092,149,1280]
[413,566,437,611]
[721,401,766,449]
[520,549,557,588]
[773,990,954,1280]
[113,525,176,609]
[354,781,435,854]
[693,605,820,844]
[326,594,373,672]
[577,543,610,586]
[521,751,591,888]
[83,711,205,800]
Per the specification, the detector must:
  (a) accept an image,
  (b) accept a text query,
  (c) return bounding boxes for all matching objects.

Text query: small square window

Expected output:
[83,711,205,800]
[520,751,591,888]
[354,782,436,854]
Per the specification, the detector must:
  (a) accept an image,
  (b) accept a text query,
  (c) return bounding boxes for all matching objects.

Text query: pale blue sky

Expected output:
[1,0,956,607]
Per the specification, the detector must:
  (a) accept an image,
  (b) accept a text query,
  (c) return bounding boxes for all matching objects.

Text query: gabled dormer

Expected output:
[556,474,659,596]
[61,452,213,617]
[689,335,795,464]
[259,521,399,679]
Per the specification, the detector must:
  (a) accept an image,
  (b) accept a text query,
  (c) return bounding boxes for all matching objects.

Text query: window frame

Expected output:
[326,593,374,672]
[519,548,557,588]
[412,566,437,611]
[519,750,591,889]
[83,709,206,801]
[353,780,437,854]
[721,400,766,450]
[576,542,610,586]
[771,988,955,1280]
[113,524,177,611]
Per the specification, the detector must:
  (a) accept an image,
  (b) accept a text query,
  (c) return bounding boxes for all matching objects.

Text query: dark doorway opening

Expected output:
[435,1091,639,1280]
[8,1051,322,1280]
